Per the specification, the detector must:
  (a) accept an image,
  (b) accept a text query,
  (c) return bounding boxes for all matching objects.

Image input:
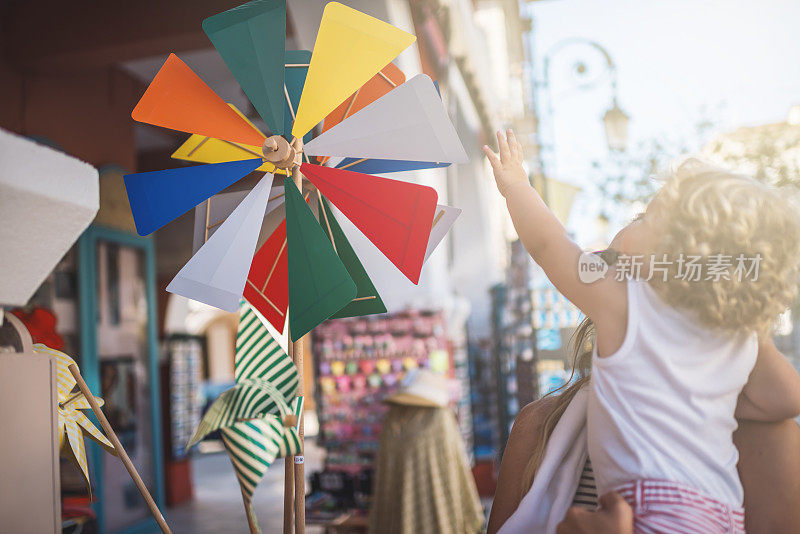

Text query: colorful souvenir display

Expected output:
[312,310,457,510]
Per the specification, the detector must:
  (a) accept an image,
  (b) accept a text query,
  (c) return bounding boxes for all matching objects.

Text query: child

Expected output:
[484,131,800,533]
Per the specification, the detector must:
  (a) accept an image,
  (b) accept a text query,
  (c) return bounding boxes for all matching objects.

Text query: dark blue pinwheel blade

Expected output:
[335,158,450,174]
[124,158,262,236]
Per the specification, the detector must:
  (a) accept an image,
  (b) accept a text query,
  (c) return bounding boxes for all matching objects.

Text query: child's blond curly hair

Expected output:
[644,157,800,335]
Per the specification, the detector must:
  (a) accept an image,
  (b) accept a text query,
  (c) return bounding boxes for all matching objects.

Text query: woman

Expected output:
[488,316,800,533]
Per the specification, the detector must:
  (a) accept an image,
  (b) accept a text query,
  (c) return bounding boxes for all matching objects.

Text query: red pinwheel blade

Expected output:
[300,163,438,284]
[244,220,289,333]
[132,54,266,147]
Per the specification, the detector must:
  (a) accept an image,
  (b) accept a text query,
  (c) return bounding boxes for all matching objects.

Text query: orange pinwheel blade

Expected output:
[322,63,405,133]
[132,54,266,147]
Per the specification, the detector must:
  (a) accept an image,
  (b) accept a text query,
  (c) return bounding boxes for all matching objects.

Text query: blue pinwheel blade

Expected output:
[335,158,450,174]
[124,159,262,236]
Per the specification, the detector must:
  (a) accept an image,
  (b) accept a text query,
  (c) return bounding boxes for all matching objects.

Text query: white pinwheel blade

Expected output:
[192,183,286,253]
[303,74,467,164]
[248,299,290,355]
[168,175,272,312]
[424,204,462,262]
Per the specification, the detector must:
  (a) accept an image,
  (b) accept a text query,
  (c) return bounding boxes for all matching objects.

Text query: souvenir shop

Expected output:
[305,309,471,520]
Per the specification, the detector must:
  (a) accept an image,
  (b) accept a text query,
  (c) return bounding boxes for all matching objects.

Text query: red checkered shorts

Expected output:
[614,479,746,534]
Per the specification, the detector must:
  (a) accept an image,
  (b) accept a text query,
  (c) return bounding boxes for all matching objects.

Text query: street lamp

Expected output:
[541,38,629,153]
[603,97,630,151]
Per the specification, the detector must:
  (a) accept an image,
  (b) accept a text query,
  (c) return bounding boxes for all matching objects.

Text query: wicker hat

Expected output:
[384,369,449,407]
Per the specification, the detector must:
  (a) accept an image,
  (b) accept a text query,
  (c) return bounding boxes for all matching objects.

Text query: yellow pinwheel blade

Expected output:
[33,344,77,401]
[73,409,115,453]
[171,104,288,175]
[65,416,91,487]
[291,2,415,138]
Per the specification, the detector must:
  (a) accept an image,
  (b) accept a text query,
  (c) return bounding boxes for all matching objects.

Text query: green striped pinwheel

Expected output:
[222,395,304,500]
[188,303,299,446]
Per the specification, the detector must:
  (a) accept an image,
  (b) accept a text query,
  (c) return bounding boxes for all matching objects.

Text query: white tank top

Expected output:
[587,278,757,507]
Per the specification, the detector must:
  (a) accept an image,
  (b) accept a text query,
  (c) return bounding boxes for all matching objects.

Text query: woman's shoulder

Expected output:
[487,396,563,533]
[512,396,561,437]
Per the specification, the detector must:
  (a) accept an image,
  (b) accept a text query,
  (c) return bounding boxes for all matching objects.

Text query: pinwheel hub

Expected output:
[282,414,298,428]
[262,135,303,170]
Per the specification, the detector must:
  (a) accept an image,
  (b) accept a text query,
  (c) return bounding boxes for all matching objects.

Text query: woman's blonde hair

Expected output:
[520,318,594,496]
[645,157,800,334]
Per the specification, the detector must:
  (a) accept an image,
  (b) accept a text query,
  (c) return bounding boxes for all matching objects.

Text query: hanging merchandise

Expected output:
[310,310,466,518]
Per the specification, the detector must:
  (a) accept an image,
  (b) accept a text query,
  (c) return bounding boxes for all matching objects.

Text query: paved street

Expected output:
[167,439,326,534]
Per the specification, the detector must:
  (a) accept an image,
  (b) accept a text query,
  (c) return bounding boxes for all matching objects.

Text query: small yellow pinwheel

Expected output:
[33,344,116,492]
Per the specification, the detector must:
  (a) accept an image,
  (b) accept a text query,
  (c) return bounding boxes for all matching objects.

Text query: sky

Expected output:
[524,0,800,243]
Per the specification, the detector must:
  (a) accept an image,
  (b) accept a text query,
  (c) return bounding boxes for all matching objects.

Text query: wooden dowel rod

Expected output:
[341,87,361,122]
[284,455,295,534]
[338,158,367,170]
[219,138,263,158]
[204,199,211,243]
[284,339,295,534]
[293,336,305,534]
[291,164,306,534]
[378,70,398,87]
[242,491,259,534]
[67,364,172,534]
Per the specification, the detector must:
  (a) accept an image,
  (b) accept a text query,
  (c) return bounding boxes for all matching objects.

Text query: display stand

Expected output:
[0,312,61,534]
[1,310,172,533]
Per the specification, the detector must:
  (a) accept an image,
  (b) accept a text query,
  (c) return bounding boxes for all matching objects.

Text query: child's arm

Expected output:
[483,131,626,339]
[735,337,800,422]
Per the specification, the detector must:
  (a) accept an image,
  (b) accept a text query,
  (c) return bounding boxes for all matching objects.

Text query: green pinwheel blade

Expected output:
[203,0,286,135]
[284,50,313,144]
[285,177,356,341]
[318,198,387,319]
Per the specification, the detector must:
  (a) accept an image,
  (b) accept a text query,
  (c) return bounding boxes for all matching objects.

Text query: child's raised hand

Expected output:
[483,129,528,198]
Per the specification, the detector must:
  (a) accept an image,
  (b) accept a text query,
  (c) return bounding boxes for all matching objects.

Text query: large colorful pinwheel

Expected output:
[122,1,467,531]
[123,0,467,344]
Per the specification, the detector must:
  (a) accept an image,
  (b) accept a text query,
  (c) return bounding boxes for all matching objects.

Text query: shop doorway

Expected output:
[77,225,165,533]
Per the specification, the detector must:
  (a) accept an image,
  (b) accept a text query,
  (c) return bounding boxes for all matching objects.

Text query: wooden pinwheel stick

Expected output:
[67,364,172,534]
[284,456,295,534]
[291,162,307,534]
[242,490,259,534]
[264,135,307,533]
[284,341,296,534]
